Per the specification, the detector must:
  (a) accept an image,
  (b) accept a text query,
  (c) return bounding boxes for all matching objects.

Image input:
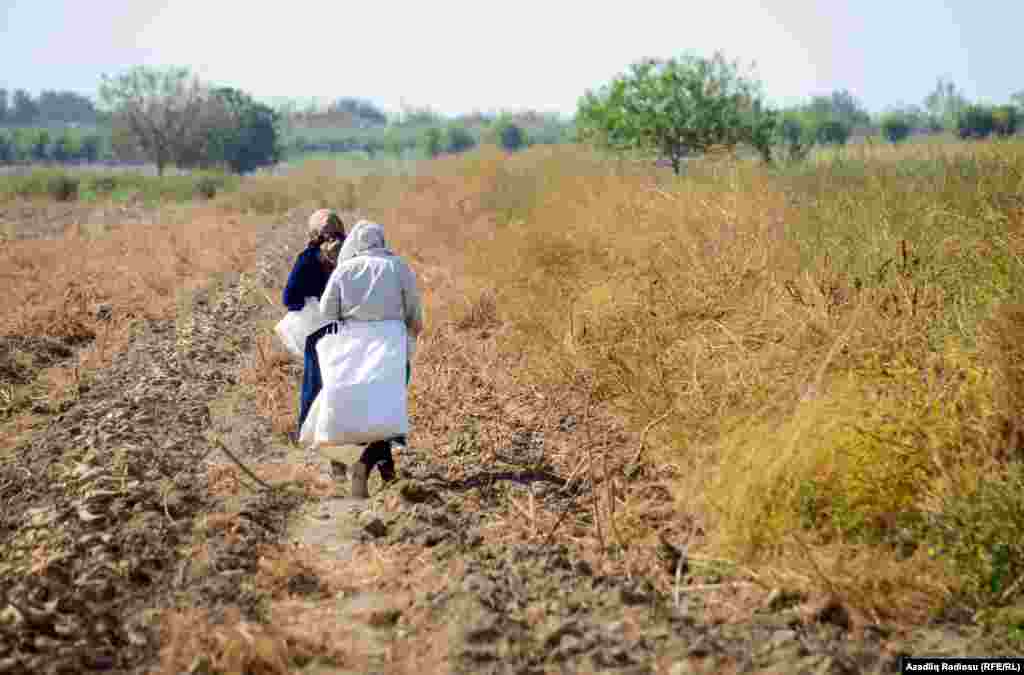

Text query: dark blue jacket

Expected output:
[283,245,331,311]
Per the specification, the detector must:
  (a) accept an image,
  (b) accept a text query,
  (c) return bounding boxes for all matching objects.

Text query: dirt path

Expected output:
[1,209,998,675]
[284,481,404,673]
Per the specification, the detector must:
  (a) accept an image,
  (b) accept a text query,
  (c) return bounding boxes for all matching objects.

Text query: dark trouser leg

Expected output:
[377,442,396,482]
[297,326,330,435]
[353,436,390,500]
[297,357,318,436]
[353,441,389,498]
[360,440,393,470]
[361,439,396,483]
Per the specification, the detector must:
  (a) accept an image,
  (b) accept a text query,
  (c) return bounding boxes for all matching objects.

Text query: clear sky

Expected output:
[1,0,1021,117]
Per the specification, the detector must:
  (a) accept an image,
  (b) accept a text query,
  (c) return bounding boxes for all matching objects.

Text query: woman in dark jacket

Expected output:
[283,209,345,442]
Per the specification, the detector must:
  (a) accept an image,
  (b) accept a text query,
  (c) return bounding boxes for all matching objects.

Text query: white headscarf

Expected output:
[337,220,392,263]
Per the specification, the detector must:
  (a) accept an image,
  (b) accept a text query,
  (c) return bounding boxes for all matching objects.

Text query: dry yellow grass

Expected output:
[234,141,1022,623]
[363,139,1024,621]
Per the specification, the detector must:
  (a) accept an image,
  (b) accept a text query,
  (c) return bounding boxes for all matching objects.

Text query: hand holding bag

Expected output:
[274,296,331,359]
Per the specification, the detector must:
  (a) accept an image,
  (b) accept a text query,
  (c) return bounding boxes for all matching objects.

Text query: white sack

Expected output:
[299,319,408,447]
[275,297,331,359]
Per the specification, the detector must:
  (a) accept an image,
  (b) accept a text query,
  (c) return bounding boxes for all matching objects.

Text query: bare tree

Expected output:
[99,66,205,175]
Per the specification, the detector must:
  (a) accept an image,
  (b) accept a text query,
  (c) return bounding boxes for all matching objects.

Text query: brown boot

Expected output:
[351,461,370,499]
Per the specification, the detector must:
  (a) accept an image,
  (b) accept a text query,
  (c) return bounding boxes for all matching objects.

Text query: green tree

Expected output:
[0,89,7,124]
[11,89,39,125]
[957,105,995,139]
[575,52,776,174]
[201,87,281,173]
[807,90,870,130]
[384,127,406,157]
[814,119,850,146]
[744,99,778,163]
[924,76,968,131]
[992,105,1019,137]
[894,105,929,132]
[79,134,101,162]
[0,131,12,162]
[99,66,206,175]
[11,129,32,161]
[31,129,50,161]
[398,103,442,126]
[491,118,526,151]
[50,130,78,161]
[881,113,913,143]
[36,90,97,124]
[420,126,443,158]
[444,124,476,153]
[1013,91,1024,113]
[776,112,813,161]
[788,95,855,148]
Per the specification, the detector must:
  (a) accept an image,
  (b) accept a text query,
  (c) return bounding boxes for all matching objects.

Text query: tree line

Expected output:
[5,60,1022,176]
[0,127,105,163]
[0,88,100,126]
[415,114,560,157]
[282,102,571,159]
[0,72,573,171]
[282,96,390,128]
[576,54,1024,173]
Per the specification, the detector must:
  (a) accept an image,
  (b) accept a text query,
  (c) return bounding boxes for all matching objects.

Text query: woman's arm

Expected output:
[282,247,319,311]
[399,261,424,338]
[319,265,343,321]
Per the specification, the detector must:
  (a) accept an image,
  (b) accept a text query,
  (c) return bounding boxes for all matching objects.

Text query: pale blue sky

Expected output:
[1,0,1020,117]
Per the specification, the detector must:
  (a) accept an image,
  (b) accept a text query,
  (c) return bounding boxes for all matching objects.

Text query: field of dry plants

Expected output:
[1,138,1023,673]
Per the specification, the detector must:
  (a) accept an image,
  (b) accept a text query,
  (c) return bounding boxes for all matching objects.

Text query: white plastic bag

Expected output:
[299,319,408,447]
[274,297,331,359]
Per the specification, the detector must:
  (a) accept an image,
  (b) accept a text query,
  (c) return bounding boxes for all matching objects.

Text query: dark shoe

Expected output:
[351,461,370,499]
[330,460,347,481]
[378,460,396,483]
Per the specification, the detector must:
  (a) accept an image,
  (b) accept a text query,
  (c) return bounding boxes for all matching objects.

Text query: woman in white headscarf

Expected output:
[314,220,424,498]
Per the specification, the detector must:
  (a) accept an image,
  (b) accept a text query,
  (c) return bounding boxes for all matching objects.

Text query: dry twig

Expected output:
[211,436,276,492]
[630,409,672,469]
